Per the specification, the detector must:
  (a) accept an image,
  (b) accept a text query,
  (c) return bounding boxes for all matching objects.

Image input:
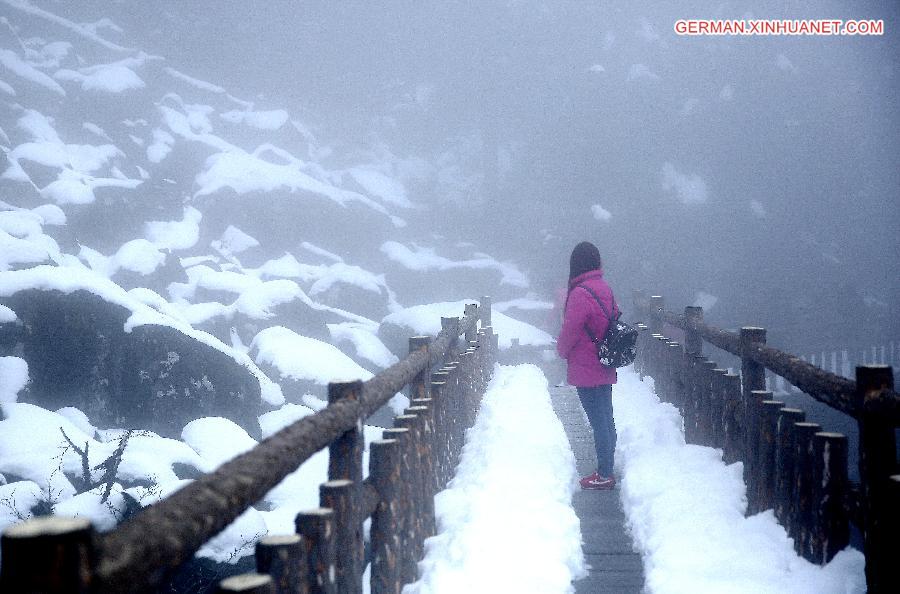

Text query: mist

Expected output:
[70,0,896,354]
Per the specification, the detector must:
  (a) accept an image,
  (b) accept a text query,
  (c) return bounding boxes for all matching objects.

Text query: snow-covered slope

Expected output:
[0,0,549,578]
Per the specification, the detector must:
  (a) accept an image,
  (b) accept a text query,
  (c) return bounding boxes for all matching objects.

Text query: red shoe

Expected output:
[580,473,616,490]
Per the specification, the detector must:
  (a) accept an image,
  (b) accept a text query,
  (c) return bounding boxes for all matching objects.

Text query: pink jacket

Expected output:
[556,270,618,386]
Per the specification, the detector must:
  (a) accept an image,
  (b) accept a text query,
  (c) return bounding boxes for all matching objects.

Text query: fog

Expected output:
[18,0,900,351]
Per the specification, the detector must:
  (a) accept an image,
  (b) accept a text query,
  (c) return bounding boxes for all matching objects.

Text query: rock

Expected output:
[2,289,266,439]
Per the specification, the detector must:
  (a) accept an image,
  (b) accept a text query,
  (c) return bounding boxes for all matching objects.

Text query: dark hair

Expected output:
[568,241,602,283]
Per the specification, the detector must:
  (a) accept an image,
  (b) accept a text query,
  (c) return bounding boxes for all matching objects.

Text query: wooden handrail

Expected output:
[633,294,898,419]
[1,302,494,594]
[633,290,898,592]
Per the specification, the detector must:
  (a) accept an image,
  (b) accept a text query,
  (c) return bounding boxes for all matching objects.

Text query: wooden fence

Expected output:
[632,292,898,593]
[0,298,498,594]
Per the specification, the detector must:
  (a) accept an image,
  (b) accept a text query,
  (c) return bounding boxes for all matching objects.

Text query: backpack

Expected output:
[578,285,638,368]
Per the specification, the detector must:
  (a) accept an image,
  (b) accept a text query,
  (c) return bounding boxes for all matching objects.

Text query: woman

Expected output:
[556,241,619,490]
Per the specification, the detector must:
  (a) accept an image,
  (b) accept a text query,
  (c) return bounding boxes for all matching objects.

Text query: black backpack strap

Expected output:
[578,285,614,321]
[577,284,615,344]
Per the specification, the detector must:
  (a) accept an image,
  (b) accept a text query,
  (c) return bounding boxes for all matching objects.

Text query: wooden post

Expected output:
[757,399,785,512]
[444,362,463,467]
[810,432,849,564]
[0,516,95,593]
[790,422,821,559]
[745,390,772,513]
[319,480,360,594]
[464,303,478,344]
[773,408,805,528]
[441,317,459,364]
[369,439,401,594]
[394,413,424,565]
[635,323,648,379]
[740,328,767,487]
[217,574,276,593]
[327,380,364,483]
[699,360,718,446]
[408,337,432,402]
[256,534,307,594]
[709,368,727,449]
[295,508,337,594]
[382,427,415,584]
[430,374,450,487]
[658,336,672,402]
[406,403,437,539]
[648,295,664,335]
[480,296,492,328]
[684,306,703,356]
[648,334,662,382]
[667,342,682,408]
[722,373,742,465]
[856,365,897,592]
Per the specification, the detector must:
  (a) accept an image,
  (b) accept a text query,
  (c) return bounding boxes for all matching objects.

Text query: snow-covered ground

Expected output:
[407,364,586,594]
[614,368,866,594]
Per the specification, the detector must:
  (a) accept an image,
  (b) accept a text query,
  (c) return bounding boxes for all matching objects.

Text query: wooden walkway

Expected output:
[550,386,645,593]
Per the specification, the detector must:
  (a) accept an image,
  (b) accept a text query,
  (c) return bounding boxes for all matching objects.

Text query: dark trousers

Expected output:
[577,384,616,477]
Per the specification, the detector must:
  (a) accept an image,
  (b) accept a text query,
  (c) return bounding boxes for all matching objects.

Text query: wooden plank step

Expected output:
[550,385,645,592]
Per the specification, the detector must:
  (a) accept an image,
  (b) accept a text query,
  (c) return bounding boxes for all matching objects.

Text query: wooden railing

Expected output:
[0,298,498,594]
[632,292,898,593]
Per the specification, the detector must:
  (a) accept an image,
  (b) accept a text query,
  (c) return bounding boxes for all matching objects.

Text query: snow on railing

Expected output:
[632,291,898,593]
[0,298,498,594]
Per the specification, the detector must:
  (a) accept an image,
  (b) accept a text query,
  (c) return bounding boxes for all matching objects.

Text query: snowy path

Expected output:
[405,364,586,594]
[550,385,645,592]
[613,368,866,594]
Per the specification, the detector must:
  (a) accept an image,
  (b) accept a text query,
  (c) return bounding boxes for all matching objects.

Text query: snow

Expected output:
[493,296,552,313]
[0,402,102,501]
[590,203,612,221]
[258,404,316,439]
[408,364,585,593]
[182,417,258,469]
[0,48,66,95]
[661,162,708,205]
[79,239,166,277]
[0,480,43,527]
[0,357,28,403]
[163,66,226,94]
[146,128,174,163]
[251,326,374,385]
[212,225,259,255]
[30,204,66,226]
[309,263,387,297]
[300,241,343,263]
[114,431,211,484]
[53,483,126,531]
[348,167,414,208]
[0,210,62,271]
[194,148,388,216]
[0,304,17,323]
[380,242,529,288]
[1,0,133,52]
[55,63,145,93]
[613,369,865,593]
[382,301,552,350]
[144,206,202,251]
[220,109,289,130]
[5,110,141,205]
[54,407,96,437]
[327,322,399,369]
